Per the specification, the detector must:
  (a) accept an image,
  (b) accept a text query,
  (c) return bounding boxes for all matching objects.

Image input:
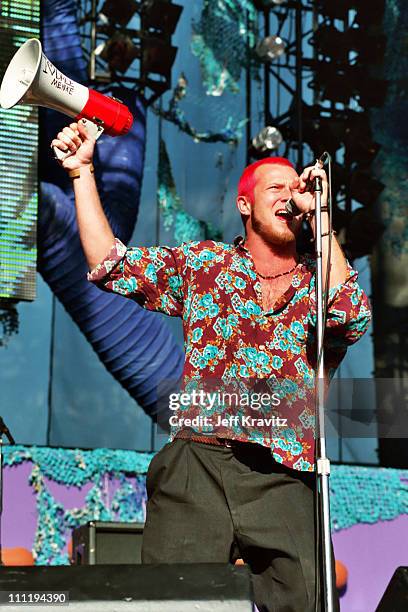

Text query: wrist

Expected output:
[68,163,94,179]
[309,211,330,236]
[306,206,329,222]
[304,206,329,221]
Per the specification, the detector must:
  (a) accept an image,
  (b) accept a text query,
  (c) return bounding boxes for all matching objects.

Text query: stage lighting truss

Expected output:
[247,0,386,258]
[77,0,183,104]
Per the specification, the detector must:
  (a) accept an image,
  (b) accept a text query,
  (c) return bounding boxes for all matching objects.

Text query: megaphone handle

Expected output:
[52,118,104,162]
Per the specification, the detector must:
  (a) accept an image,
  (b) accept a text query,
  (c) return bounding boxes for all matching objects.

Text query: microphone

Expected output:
[285,198,302,217]
[285,152,329,216]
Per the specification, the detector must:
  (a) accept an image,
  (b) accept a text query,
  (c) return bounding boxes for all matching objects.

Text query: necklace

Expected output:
[256,262,298,280]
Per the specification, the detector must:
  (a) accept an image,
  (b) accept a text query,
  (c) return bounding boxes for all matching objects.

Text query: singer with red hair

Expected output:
[52,122,371,612]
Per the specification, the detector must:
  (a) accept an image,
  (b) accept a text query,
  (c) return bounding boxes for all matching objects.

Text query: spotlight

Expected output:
[292,103,344,155]
[309,63,388,107]
[352,30,386,64]
[100,32,138,73]
[346,207,384,258]
[142,37,178,77]
[256,36,286,61]
[309,63,354,104]
[346,139,380,167]
[356,76,388,108]
[355,0,385,26]
[302,117,345,156]
[100,0,138,27]
[316,0,385,24]
[326,162,348,197]
[315,0,354,21]
[350,169,385,207]
[312,25,386,65]
[312,25,349,63]
[252,126,283,152]
[344,112,381,166]
[142,0,183,36]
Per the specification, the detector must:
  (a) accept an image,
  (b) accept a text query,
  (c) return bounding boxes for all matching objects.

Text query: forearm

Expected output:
[51,121,116,271]
[309,212,348,290]
[292,164,348,290]
[71,165,116,270]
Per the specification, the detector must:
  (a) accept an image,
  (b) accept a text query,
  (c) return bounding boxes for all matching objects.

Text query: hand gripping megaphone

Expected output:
[0,38,133,159]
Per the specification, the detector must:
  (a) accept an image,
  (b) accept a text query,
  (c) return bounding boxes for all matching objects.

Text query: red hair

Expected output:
[237,156,295,202]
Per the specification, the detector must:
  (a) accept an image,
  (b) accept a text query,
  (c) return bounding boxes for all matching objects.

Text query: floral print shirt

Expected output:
[88,237,371,471]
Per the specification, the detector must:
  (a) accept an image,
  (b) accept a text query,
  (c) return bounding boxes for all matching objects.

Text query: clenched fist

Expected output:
[51,120,96,171]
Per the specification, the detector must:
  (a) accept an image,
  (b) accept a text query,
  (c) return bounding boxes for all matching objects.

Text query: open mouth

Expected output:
[275,208,293,221]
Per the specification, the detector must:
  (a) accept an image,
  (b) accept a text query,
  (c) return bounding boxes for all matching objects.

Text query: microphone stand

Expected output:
[313,175,335,612]
[287,155,334,610]
[0,417,15,566]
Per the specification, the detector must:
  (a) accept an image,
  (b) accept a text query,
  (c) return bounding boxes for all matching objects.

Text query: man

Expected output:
[52,121,371,612]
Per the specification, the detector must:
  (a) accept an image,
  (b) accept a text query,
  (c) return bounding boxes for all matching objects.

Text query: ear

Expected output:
[236,195,251,216]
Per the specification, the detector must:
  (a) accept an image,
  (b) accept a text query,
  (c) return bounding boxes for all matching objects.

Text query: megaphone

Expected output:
[0,38,133,158]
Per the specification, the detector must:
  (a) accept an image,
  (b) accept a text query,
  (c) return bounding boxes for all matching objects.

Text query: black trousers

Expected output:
[141,438,339,612]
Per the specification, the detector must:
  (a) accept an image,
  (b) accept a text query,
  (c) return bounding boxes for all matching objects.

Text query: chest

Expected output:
[259,275,295,312]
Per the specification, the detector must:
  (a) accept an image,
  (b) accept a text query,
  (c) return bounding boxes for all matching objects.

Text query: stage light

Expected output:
[99,33,138,73]
[346,208,384,259]
[350,170,385,207]
[312,25,386,65]
[353,31,386,64]
[344,113,381,166]
[252,126,283,152]
[309,63,388,107]
[309,64,354,104]
[291,103,344,155]
[141,37,178,77]
[346,139,380,168]
[312,25,349,63]
[357,77,388,109]
[316,0,385,24]
[315,0,354,21]
[100,0,138,27]
[355,0,385,26]
[142,0,183,36]
[97,33,178,79]
[256,36,286,61]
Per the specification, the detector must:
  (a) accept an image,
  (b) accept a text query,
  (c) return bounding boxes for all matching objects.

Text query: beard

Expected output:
[251,208,300,246]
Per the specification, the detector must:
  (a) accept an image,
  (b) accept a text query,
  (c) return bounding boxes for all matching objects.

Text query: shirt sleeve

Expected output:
[307,262,372,350]
[87,238,187,317]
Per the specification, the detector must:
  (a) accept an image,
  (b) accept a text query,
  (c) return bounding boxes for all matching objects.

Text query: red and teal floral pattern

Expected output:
[89,237,371,471]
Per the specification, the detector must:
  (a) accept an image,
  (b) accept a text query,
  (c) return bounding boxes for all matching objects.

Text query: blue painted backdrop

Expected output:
[0,0,375,460]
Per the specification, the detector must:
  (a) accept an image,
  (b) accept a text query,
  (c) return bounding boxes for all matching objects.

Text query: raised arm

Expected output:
[51,121,115,269]
[289,165,348,290]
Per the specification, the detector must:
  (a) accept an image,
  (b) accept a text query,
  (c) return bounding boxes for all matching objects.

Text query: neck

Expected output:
[244,232,298,276]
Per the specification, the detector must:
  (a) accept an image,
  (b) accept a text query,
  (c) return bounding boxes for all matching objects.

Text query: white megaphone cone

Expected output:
[0,38,133,158]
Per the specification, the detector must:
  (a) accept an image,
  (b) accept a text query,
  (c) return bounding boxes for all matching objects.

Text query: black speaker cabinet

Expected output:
[0,564,254,611]
[72,521,144,565]
[376,567,408,611]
